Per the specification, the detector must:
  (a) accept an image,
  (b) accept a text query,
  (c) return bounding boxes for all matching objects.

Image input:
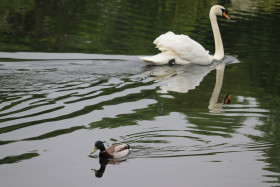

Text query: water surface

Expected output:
[1,0,280,186]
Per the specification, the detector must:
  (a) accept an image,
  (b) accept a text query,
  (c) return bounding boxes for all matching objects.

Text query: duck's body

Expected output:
[91,141,130,159]
[139,5,230,65]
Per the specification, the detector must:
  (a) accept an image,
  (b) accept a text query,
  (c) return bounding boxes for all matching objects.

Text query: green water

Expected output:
[1,0,280,186]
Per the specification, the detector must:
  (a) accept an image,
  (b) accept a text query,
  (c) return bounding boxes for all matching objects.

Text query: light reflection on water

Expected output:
[0,52,278,186]
[1,0,280,186]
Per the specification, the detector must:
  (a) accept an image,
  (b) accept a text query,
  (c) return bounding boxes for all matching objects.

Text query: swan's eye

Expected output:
[221,9,230,20]
[221,9,228,14]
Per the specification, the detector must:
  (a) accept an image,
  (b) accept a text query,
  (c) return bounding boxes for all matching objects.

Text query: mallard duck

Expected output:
[91,141,130,159]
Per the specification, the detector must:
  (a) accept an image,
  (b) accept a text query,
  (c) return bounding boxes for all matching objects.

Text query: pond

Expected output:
[1,0,280,186]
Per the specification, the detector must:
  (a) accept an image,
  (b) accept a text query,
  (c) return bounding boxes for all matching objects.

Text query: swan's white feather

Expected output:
[139,51,190,65]
[154,31,212,65]
[140,31,213,65]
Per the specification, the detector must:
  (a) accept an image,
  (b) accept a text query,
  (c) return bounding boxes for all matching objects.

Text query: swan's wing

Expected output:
[154,31,212,65]
[139,51,190,65]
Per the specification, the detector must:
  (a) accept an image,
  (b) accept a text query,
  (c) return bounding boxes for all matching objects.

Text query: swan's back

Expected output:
[154,31,212,65]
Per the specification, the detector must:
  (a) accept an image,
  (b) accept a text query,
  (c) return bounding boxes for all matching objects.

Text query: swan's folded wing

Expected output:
[139,51,190,65]
[154,31,212,65]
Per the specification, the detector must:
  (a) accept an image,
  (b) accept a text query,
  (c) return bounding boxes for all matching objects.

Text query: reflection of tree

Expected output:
[0,152,39,165]
[249,108,280,183]
[0,0,87,51]
[1,0,280,184]
[226,2,280,182]
[90,57,241,137]
[0,0,279,55]
[211,2,280,181]
[0,0,214,53]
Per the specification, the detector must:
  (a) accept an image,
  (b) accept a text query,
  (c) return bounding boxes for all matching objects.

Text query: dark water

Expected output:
[1,0,280,186]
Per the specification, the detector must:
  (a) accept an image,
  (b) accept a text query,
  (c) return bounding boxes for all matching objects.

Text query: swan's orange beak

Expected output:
[223,11,230,21]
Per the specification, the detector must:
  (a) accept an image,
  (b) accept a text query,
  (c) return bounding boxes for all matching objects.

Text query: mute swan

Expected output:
[139,5,230,65]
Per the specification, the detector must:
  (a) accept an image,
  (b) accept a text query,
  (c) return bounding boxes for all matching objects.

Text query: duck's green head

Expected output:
[91,141,105,154]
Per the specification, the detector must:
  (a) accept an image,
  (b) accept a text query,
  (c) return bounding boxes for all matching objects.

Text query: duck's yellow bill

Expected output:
[93,169,98,174]
[91,146,98,154]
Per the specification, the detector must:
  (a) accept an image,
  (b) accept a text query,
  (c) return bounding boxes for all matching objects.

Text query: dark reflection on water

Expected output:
[0,54,278,185]
[1,0,280,186]
[90,157,127,178]
[0,152,39,165]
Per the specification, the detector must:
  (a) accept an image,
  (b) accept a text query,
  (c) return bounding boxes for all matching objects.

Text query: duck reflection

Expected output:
[91,158,126,178]
[144,55,238,111]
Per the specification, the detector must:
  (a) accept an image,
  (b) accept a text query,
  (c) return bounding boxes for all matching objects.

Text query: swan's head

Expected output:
[210,5,230,20]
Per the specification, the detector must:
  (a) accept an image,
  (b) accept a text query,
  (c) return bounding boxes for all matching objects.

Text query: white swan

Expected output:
[139,5,230,65]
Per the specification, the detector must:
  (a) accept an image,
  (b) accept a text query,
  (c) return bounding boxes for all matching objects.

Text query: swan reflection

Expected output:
[208,63,231,113]
[144,55,238,112]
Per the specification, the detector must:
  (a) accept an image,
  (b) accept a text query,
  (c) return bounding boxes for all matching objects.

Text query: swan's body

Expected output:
[91,141,130,159]
[139,5,230,65]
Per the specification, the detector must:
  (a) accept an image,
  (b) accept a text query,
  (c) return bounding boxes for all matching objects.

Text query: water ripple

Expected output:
[0,53,274,168]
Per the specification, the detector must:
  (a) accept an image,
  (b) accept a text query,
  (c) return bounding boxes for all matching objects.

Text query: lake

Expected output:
[1,0,280,186]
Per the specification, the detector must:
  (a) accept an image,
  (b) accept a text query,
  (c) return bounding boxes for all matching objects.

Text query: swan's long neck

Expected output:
[210,14,224,60]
